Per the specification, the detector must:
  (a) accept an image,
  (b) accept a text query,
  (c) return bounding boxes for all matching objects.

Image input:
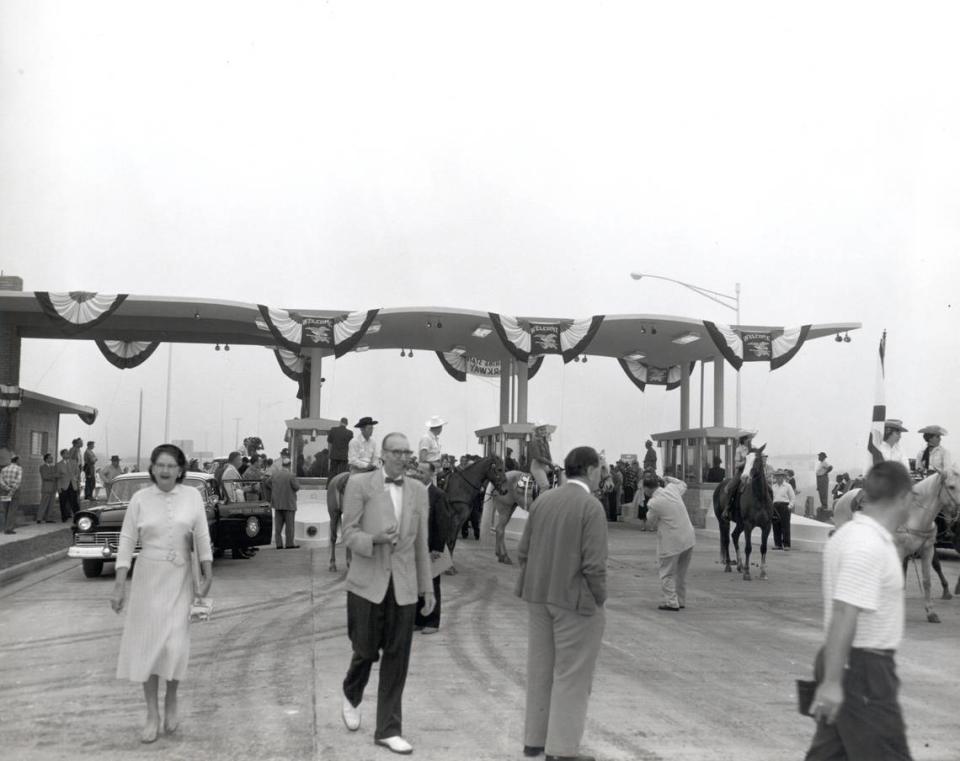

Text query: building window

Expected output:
[30,431,49,457]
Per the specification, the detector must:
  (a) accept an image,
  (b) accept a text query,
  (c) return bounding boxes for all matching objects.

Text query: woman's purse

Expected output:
[189,531,213,623]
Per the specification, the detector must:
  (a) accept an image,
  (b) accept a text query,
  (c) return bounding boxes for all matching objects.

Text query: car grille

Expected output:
[75,533,141,552]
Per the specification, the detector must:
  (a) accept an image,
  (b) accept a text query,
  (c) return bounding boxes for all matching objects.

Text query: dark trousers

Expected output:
[83,469,96,500]
[805,648,912,761]
[772,502,792,547]
[462,501,481,539]
[817,474,829,508]
[605,492,618,521]
[59,484,80,521]
[415,574,442,629]
[329,459,348,477]
[274,509,295,548]
[343,581,416,740]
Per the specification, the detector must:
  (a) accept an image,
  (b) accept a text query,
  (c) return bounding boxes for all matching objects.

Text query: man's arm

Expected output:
[812,601,858,724]
[341,476,375,557]
[581,501,609,606]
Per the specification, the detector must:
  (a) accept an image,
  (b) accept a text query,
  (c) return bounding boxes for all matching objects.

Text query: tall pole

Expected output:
[735,282,741,429]
[233,417,242,450]
[136,389,143,471]
[699,360,704,429]
[163,343,173,442]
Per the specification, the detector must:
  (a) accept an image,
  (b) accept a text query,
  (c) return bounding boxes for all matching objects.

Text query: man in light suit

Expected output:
[267,457,299,549]
[516,446,607,761]
[340,433,434,756]
[55,448,80,522]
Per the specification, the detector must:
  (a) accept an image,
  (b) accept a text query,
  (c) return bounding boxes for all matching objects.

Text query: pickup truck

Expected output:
[68,471,272,577]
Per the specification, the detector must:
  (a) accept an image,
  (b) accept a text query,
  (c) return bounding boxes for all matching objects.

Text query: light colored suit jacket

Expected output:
[55,460,77,490]
[342,469,432,606]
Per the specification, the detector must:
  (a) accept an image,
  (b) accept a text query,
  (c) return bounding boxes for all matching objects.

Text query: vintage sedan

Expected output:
[68,472,272,577]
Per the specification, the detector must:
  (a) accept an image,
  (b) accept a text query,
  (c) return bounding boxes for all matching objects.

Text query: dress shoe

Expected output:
[420,627,439,635]
[545,755,594,761]
[286,545,301,549]
[657,604,680,611]
[375,735,413,754]
[4,530,16,535]
[341,693,361,731]
[523,745,545,757]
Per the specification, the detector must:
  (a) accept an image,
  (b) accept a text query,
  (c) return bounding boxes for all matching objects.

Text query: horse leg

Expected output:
[496,505,517,564]
[742,524,753,581]
[920,548,940,623]
[328,510,340,572]
[720,520,732,572]
[759,522,770,581]
[732,524,743,573]
[931,552,952,600]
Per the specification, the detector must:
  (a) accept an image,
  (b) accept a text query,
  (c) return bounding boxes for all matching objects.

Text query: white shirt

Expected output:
[348,435,380,470]
[418,431,442,463]
[823,512,904,650]
[869,432,912,472]
[381,468,403,523]
[916,445,952,473]
[771,481,796,505]
[816,459,832,477]
[568,479,592,495]
[645,478,696,557]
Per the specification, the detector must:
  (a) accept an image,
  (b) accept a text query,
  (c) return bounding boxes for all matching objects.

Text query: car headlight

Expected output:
[77,516,94,532]
[244,516,260,537]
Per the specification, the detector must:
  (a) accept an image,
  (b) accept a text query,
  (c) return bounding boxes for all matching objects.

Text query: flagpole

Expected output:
[136,389,143,471]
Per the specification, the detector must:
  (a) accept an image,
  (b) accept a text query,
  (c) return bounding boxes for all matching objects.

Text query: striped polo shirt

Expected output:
[822,512,904,650]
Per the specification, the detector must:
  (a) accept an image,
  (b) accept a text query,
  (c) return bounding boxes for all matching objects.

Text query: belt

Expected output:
[138,547,188,566]
[852,647,895,657]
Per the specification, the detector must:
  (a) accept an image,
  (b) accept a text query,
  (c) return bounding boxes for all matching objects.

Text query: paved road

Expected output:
[2,527,958,761]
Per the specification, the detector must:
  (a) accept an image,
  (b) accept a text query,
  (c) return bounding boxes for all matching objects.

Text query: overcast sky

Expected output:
[3,1,959,476]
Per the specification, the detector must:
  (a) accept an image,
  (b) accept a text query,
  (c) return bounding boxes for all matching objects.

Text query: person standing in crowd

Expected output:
[348,416,380,473]
[916,425,950,474]
[869,419,911,472]
[37,453,58,523]
[805,461,914,760]
[414,461,451,635]
[100,455,124,501]
[327,417,354,477]
[516,446,607,761]
[268,457,299,550]
[242,454,264,501]
[642,472,695,611]
[418,416,445,470]
[111,444,213,744]
[771,469,797,551]
[83,441,98,501]
[219,452,245,503]
[56,448,80,521]
[831,473,850,504]
[339,433,433,755]
[505,447,519,472]
[706,456,726,483]
[621,460,639,504]
[1,454,23,534]
[310,448,330,477]
[643,439,658,474]
[528,423,555,491]
[815,452,833,511]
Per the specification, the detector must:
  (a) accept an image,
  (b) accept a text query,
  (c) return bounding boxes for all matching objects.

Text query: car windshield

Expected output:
[108,477,205,503]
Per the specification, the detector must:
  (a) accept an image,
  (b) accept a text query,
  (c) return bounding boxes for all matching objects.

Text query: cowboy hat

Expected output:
[884,419,908,433]
[354,416,379,428]
[425,415,447,429]
[532,421,557,434]
[918,425,948,436]
[773,469,787,476]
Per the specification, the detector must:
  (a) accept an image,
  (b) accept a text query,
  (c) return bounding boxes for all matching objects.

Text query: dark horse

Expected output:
[443,455,507,572]
[712,445,774,580]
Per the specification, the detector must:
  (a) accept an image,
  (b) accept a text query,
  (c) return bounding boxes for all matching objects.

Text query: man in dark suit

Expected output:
[414,461,453,634]
[340,433,433,755]
[516,446,607,761]
[55,448,80,521]
[267,457,299,549]
[327,417,354,477]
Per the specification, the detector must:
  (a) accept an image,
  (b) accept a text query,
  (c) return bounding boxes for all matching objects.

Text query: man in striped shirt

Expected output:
[1,454,23,534]
[805,460,914,761]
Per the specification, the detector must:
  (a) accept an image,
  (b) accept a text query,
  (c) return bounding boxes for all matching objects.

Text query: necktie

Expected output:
[385,477,403,486]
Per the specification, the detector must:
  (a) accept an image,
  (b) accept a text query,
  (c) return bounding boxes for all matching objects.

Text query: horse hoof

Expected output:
[328,563,337,572]
[759,572,768,580]
[501,555,513,565]
[724,565,732,573]
[927,612,941,623]
[941,590,953,601]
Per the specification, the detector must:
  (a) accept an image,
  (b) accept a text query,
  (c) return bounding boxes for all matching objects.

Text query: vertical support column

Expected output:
[0,321,22,451]
[509,360,516,423]
[499,360,510,424]
[516,360,529,424]
[680,361,691,431]
[307,349,324,418]
[713,357,725,427]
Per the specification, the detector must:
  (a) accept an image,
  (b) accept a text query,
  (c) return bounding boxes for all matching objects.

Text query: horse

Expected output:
[326,471,351,572]
[832,466,960,623]
[485,471,536,564]
[712,445,774,580]
[443,455,507,572]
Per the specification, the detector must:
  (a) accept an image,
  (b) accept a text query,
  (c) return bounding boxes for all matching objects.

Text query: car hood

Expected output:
[77,503,129,528]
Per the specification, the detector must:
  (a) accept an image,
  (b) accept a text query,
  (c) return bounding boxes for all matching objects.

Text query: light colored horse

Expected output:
[832,466,960,623]
[485,471,536,564]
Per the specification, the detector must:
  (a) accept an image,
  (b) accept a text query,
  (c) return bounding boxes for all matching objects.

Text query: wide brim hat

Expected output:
[884,419,908,433]
[354,416,379,428]
[425,416,447,428]
[739,429,758,439]
[919,425,948,436]
[110,455,120,462]
[817,451,827,458]
[773,469,787,476]
[532,421,557,434]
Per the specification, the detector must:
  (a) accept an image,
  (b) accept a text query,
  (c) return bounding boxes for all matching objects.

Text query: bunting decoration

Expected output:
[35,292,128,334]
[257,306,380,358]
[617,360,694,391]
[95,340,160,369]
[435,352,544,382]
[489,313,604,363]
[0,385,23,409]
[271,347,306,382]
[78,409,98,425]
[704,321,812,371]
[867,330,887,466]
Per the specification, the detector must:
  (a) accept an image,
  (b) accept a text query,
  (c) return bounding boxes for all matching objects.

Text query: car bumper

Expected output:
[67,546,139,561]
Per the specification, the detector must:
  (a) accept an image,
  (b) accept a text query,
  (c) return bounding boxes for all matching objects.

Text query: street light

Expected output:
[630,272,742,428]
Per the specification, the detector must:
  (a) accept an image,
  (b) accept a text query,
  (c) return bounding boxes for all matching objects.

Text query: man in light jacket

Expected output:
[516,445,607,761]
[267,458,299,549]
[642,472,696,612]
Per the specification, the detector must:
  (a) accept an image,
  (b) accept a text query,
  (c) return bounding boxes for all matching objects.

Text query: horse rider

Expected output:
[869,419,911,472]
[528,423,556,492]
[418,416,445,470]
[721,431,760,520]
[916,425,951,475]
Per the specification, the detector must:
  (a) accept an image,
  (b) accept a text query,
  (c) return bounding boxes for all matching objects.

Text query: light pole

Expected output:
[630,272,742,428]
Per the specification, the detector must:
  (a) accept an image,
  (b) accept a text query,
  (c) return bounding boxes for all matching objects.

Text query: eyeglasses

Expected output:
[383,448,413,457]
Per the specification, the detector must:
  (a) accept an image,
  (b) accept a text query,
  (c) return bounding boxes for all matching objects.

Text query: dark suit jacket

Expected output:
[426,484,453,553]
[268,468,299,510]
[55,460,77,490]
[342,469,432,606]
[516,482,608,615]
[327,426,354,461]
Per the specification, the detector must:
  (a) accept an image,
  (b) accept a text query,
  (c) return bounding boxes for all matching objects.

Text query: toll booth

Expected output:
[475,423,540,469]
[284,416,341,546]
[648,426,744,527]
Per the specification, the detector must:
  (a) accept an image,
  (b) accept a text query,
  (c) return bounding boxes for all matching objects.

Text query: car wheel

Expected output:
[82,559,104,578]
[213,547,225,559]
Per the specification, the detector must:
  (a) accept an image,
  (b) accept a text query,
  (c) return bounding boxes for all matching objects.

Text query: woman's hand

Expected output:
[110,583,126,614]
[197,572,213,598]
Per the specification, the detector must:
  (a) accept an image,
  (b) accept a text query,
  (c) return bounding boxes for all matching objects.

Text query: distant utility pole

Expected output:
[233,417,242,451]
[136,389,143,471]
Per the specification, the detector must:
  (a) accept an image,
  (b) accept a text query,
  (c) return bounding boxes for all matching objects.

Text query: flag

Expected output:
[867,330,887,466]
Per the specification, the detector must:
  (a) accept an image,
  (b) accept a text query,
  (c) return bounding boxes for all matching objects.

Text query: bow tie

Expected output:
[384,476,404,486]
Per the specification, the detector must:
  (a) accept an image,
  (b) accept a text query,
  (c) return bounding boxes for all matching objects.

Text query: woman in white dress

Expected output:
[110,444,213,743]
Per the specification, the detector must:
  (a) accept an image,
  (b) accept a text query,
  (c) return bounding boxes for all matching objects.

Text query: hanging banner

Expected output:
[770,325,811,370]
[0,384,23,409]
[436,353,544,382]
[35,292,128,334]
[257,306,380,357]
[741,332,773,361]
[301,317,335,349]
[95,340,160,369]
[617,360,692,392]
[271,347,306,382]
[705,321,812,371]
[490,313,604,363]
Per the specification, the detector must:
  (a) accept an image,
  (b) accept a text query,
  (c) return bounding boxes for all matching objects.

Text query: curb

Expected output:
[0,549,69,588]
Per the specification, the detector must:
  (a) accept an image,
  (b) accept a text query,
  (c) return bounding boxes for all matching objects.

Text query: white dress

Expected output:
[115,483,212,683]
